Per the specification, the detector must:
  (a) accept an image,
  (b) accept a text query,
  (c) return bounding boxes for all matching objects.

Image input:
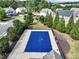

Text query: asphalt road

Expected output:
[0,20,13,38]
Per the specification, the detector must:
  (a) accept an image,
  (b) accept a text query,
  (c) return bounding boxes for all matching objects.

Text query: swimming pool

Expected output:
[7,30,62,59]
[24,31,52,52]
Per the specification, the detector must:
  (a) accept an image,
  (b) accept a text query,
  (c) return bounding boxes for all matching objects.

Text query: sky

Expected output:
[15,0,79,2]
[46,0,79,2]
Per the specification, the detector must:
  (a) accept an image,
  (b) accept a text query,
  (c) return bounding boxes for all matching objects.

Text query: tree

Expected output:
[7,20,27,42]
[7,20,25,42]
[70,25,79,40]
[10,1,18,9]
[38,0,48,10]
[0,1,11,7]
[0,7,6,21]
[24,13,33,26]
[7,27,18,42]
[70,20,79,40]
[26,0,40,12]
[47,14,53,28]
[44,14,50,25]
[44,13,53,28]
[39,16,45,23]
[26,0,50,12]
[53,12,59,29]
[34,16,41,21]
[13,20,24,34]
[56,17,66,32]
[48,2,52,9]
[51,5,56,12]
[66,14,74,34]
[0,37,9,56]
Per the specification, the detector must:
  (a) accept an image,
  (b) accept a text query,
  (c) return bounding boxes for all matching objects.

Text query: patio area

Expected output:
[7,29,62,59]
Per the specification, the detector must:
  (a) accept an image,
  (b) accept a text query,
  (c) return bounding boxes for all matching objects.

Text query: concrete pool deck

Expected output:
[7,29,62,59]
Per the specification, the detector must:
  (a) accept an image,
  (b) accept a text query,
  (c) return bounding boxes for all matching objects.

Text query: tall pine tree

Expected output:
[66,14,74,34]
[44,13,53,28]
[57,17,65,32]
[53,12,59,29]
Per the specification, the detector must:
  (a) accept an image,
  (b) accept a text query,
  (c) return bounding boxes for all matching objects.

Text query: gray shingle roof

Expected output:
[57,10,72,17]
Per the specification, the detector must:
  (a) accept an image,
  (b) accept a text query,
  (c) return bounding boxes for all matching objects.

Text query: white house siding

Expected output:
[40,8,54,16]
[16,7,27,14]
[63,16,70,26]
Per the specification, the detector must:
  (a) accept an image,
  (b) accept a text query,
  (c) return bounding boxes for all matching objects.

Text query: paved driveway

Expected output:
[0,20,13,38]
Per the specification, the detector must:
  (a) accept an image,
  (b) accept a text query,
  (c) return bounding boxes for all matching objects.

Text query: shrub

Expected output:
[34,16,40,21]
[0,37,9,55]
[24,14,33,26]
[53,12,59,29]
[7,27,18,42]
[70,20,79,40]
[65,14,74,34]
[44,13,53,28]
[39,16,45,23]
[0,7,6,21]
[57,17,66,33]
[7,20,25,42]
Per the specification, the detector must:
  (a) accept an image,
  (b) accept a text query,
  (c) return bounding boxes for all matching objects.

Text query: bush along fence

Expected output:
[0,13,34,56]
[39,12,79,40]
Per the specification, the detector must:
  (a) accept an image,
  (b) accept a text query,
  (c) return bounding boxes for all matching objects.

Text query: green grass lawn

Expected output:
[12,14,25,23]
[53,30,79,59]
[67,39,79,59]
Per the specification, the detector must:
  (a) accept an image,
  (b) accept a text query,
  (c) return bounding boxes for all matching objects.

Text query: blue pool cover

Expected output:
[24,31,52,52]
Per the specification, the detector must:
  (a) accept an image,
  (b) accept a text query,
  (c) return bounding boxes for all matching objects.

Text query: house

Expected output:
[71,8,79,23]
[39,8,55,16]
[57,9,72,26]
[56,8,63,11]
[3,7,17,16]
[16,7,27,14]
[71,8,79,17]
[57,9,71,17]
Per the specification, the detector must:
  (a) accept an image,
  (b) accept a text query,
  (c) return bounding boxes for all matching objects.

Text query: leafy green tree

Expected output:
[0,37,9,56]
[13,20,25,34]
[51,5,56,12]
[26,0,50,12]
[66,14,74,34]
[39,16,45,23]
[51,4,61,11]
[53,12,59,29]
[11,1,18,9]
[7,27,18,42]
[26,0,40,12]
[40,0,48,8]
[38,0,48,10]
[7,20,26,42]
[24,13,33,26]
[0,7,6,21]
[48,2,52,9]
[0,1,11,7]
[34,16,40,21]
[24,15,29,26]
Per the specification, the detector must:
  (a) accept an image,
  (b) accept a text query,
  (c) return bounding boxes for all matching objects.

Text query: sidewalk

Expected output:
[0,20,13,25]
